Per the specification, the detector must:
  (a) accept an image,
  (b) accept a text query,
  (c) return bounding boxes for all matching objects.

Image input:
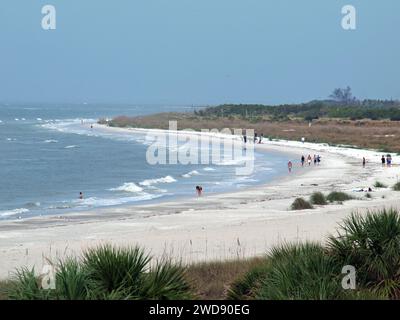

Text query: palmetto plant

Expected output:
[82,244,150,298]
[256,243,344,300]
[327,209,400,298]
[7,244,192,300]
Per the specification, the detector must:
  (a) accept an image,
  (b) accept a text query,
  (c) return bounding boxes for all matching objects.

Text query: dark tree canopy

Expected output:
[329,86,356,103]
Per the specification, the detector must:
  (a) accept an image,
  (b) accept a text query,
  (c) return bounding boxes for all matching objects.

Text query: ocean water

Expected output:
[0,104,291,220]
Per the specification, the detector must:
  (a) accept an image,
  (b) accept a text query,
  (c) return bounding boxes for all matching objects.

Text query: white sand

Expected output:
[0,127,399,279]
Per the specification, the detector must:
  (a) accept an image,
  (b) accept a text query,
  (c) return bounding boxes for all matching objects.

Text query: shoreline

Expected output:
[0,126,399,279]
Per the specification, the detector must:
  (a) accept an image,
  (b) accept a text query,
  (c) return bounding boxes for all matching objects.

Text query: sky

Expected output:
[0,0,399,105]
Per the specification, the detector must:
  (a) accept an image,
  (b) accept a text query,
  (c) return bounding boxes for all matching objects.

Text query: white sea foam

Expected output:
[64,145,78,149]
[215,157,254,166]
[110,182,143,193]
[37,118,43,121]
[182,170,200,178]
[0,208,29,217]
[139,175,177,186]
[77,194,162,207]
[203,167,216,171]
[44,139,58,143]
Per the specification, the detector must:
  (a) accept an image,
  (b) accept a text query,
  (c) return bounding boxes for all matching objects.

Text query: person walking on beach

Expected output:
[317,155,321,165]
[381,155,386,167]
[79,192,83,200]
[259,133,263,144]
[313,155,317,166]
[387,154,392,167]
[307,155,312,166]
[196,186,203,197]
[288,161,293,173]
[301,155,305,167]
[254,133,258,144]
[362,157,366,168]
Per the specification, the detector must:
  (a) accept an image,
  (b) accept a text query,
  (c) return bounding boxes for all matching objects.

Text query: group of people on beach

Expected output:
[381,154,393,167]
[303,154,321,166]
[288,154,321,173]
[362,154,394,168]
[243,133,264,144]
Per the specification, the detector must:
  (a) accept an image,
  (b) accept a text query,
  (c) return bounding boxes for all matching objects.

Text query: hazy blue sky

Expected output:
[0,0,399,105]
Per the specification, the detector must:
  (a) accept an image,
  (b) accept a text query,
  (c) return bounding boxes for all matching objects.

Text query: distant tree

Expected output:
[329,86,356,103]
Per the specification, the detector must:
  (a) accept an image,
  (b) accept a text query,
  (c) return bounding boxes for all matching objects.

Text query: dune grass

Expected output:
[310,192,328,205]
[291,198,313,210]
[327,191,354,203]
[186,258,265,300]
[374,181,388,188]
[393,182,400,191]
[101,114,400,153]
[0,281,12,300]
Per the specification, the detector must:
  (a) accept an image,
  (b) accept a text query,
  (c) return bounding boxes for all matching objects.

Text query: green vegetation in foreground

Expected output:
[230,208,400,300]
[290,198,313,210]
[393,182,400,191]
[6,244,191,300]
[3,208,400,300]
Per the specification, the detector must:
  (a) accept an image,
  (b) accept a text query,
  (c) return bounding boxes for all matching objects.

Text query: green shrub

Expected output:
[7,244,192,300]
[140,261,192,300]
[256,243,344,300]
[82,244,150,297]
[374,181,387,188]
[291,198,313,210]
[54,258,89,299]
[310,192,327,205]
[8,268,51,300]
[227,262,271,300]
[328,209,400,299]
[327,191,353,203]
[393,182,400,191]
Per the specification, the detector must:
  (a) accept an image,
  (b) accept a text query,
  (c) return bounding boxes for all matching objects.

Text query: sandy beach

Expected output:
[0,127,399,280]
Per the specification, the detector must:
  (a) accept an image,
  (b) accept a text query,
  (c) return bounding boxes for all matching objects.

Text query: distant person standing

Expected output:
[317,155,321,165]
[288,161,293,173]
[259,133,263,144]
[313,155,317,166]
[387,154,392,167]
[301,155,305,167]
[79,192,83,200]
[254,133,258,143]
[243,135,247,144]
[301,137,305,144]
[196,186,203,197]
[381,155,386,167]
[307,155,312,166]
[362,157,366,168]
